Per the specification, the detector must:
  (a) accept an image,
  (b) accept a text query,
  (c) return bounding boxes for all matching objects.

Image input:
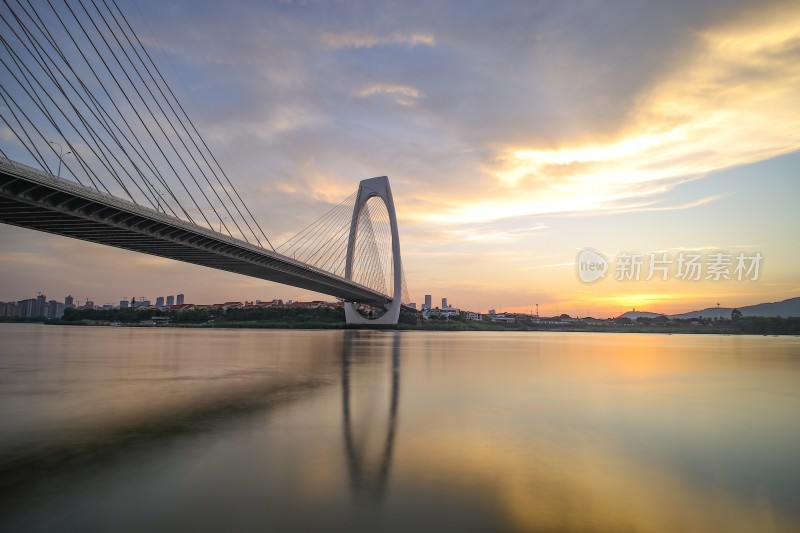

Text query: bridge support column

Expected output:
[344,176,402,325]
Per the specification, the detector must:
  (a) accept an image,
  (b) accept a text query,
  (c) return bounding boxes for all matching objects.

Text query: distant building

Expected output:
[248,300,289,308]
[442,297,448,309]
[424,294,432,310]
[0,301,19,317]
[46,300,65,319]
[408,303,417,310]
[166,295,174,307]
[292,301,324,309]
[65,295,74,308]
[18,298,36,318]
[14,295,47,318]
[36,294,46,317]
[156,296,164,308]
[176,294,185,305]
[120,300,129,309]
[84,300,94,310]
[466,312,483,321]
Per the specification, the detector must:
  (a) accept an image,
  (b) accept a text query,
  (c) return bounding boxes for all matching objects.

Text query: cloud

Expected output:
[356,83,423,106]
[13,0,798,231]
[321,32,436,49]
[411,1,800,224]
[3,0,799,313]
[136,0,798,307]
[0,125,16,143]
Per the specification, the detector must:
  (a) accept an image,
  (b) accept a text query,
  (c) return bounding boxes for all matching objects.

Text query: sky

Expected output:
[1,0,799,317]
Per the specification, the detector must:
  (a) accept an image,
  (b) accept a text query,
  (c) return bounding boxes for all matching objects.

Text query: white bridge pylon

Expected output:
[344,176,403,325]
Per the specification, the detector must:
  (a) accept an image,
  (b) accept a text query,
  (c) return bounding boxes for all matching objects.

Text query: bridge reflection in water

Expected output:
[2,328,799,532]
[341,331,401,503]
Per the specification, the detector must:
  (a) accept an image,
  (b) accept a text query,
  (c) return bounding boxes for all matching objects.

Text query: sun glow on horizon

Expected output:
[1,0,798,315]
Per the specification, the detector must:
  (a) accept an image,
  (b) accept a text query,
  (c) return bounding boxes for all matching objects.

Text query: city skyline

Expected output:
[1,0,799,318]
[3,286,797,320]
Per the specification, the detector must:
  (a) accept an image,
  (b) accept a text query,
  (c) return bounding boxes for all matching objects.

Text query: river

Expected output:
[1,324,799,532]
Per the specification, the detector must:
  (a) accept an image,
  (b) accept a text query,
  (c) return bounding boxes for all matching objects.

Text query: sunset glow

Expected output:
[1,0,798,317]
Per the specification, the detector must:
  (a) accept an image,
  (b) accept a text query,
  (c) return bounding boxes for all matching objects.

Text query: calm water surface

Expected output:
[1,324,799,532]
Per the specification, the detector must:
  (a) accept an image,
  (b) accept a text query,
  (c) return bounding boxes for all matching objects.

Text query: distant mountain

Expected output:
[618,297,800,320]
[617,311,663,320]
[671,297,800,319]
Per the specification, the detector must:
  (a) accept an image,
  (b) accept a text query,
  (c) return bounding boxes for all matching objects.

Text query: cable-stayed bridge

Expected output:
[0,0,410,324]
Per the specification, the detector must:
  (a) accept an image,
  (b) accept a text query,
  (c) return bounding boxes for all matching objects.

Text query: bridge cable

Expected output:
[277,192,355,259]
[5,3,133,199]
[52,0,209,224]
[25,0,184,216]
[3,0,279,251]
[369,203,391,289]
[13,0,173,212]
[0,89,51,174]
[40,0,200,223]
[0,17,140,201]
[67,0,221,231]
[354,202,387,295]
[298,199,357,267]
[108,0,276,251]
[97,0,264,247]
[14,0,175,215]
[85,0,253,243]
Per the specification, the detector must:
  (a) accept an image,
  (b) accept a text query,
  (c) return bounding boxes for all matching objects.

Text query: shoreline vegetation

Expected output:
[2,307,799,335]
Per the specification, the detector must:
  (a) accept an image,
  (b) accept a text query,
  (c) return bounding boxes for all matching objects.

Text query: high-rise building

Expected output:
[166,295,174,307]
[65,294,74,308]
[18,295,48,318]
[35,294,46,317]
[84,300,95,310]
[176,294,184,305]
[156,296,164,308]
[120,300,129,309]
[46,300,65,319]
[17,298,36,318]
[442,297,448,309]
[0,301,19,317]
[424,295,432,310]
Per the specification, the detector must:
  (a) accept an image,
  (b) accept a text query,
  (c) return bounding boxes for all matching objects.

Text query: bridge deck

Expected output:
[0,158,390,307]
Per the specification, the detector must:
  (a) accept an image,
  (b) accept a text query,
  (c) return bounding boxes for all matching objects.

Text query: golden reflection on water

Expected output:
[386,332,800,532]
[396,430,788,532]
[1,326,799,532]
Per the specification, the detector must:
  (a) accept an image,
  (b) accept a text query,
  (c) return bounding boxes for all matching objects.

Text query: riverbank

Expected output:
[21,318,800,335]
[6,307,799,334]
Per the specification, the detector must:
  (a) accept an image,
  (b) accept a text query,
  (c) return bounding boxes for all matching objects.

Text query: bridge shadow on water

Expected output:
[0,329,403,520]
[0,375,330,508]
